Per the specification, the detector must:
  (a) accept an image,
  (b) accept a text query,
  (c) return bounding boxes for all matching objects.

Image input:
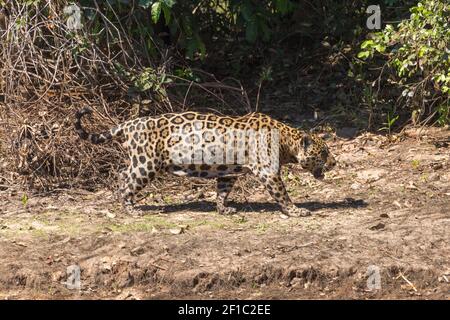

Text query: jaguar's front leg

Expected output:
[257,172,311,218]
[216,177,238,215]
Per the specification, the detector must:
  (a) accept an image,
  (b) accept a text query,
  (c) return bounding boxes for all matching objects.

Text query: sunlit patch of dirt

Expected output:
[0,127,449,299]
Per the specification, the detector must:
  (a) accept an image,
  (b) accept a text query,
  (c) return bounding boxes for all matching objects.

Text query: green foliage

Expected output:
[358,0,450,124]
[358,36,387,59]
[259,66,273,84]
[77,0,295,59]
[437,103,450,126]
[379,110,399,135]
[132,67,172,99]
[151,2,162,23]
[21,194,28,207]
[174,67,200,82]
[147,0,175,24]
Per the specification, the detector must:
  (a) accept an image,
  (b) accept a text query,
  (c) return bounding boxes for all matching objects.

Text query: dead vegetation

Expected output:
[0,1,252,192]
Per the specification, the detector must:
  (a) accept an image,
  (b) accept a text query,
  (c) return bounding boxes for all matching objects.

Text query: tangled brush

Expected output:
[0,1,250,191]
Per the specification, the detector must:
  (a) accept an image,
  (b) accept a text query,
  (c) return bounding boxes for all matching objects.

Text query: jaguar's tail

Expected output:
[75,107,123,144]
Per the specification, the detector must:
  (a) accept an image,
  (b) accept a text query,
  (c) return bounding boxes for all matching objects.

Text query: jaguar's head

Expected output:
[297,133,336,180]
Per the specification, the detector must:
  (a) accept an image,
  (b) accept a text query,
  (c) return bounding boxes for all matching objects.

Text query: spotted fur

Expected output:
[75,108,336,217]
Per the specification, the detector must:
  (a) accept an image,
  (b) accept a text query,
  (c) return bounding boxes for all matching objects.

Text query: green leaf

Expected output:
[181,16,193,36]
[161,0,176,7]
[245,18,258,43]
[258,18,271,42]
[151,2,162,23]
[162,3,171,25]
[240,1,253,22]
[139,0,152,9]
[361,39,374,49]
[196,35,206,58]
[374,44,386,53]
[275,0,289,15]
[357,51,370,59]
[21,194,28,207]
[186,38,198,59]
[185,35,205,60]
[389,115,399,126]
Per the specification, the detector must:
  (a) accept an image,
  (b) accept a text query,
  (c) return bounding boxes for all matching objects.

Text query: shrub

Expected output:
[358,0,450,125]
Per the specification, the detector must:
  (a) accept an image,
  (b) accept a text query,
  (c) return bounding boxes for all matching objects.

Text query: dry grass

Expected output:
[0,1,251,191]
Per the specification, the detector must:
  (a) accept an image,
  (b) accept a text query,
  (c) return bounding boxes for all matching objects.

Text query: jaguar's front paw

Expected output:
[281,206,311,218]
[123,204,141,216]
[218,206,237,215]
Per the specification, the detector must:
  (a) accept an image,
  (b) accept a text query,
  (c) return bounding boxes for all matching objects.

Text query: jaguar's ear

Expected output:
[301,134,312,149]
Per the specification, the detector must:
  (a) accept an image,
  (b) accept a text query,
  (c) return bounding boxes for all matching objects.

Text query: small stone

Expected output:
[406,181,418,190]
[357,169,385,183]
[118,242,127,249]
[101,210,116,219]
[151,226,159,234]
[369,223,385,231]
[428,172,440,181]
[101,263,112,273]
[290,278,302,288]
[350,182,361,190]
[12,240,27,247]
[52,271,65,282]
[169,227,184,235]
[393,200,402,209]
[431,163,443,170]
[380,213,389,218]
[131,246,145,256]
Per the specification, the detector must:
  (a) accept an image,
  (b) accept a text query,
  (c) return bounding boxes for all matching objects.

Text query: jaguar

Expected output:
[75,108,336,217]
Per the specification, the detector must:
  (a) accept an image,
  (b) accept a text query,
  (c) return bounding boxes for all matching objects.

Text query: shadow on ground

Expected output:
[136,197,368,214]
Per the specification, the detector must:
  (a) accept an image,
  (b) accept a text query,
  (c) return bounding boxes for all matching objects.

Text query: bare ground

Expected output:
[0,127,449,299]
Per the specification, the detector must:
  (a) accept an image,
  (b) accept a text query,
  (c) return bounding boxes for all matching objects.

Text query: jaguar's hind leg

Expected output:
[118,169,135,207]
[216,177,238,215]
[119,164,156,214]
